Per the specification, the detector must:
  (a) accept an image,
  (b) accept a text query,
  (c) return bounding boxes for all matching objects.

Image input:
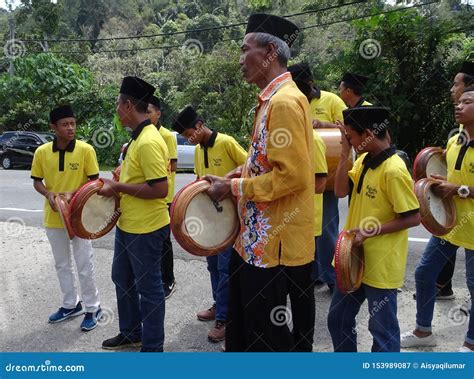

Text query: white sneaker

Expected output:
[400,331,437,348]
[459,346,474,352]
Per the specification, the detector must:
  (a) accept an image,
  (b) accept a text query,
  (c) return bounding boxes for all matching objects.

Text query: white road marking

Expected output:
[0,207,42,213]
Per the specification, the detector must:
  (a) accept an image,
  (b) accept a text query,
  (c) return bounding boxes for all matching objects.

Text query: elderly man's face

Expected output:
[239,33,268,85]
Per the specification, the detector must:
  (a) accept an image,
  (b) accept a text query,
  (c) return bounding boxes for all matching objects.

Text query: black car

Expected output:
[0,131,54,169]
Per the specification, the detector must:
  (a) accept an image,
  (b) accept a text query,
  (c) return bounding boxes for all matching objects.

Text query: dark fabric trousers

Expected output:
[225,249,315,352]
[436,252,456,291]
[161,204,175,286]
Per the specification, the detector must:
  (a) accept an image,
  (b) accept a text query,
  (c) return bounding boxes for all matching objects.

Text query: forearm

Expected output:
[314,120,338,129]
[33,180,49,198]
[376,213,421,236]
[315,176,327,194]
[334,154,351,198]
[170,160,177,173]
[115,181,168,199]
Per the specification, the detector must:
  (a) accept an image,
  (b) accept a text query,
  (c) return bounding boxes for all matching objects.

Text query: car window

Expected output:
[17,137,39,145]
[177,135,192,146]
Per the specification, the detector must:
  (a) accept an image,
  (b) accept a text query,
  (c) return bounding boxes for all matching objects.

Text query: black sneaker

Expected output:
[102,333,141,350]
[164,281,176,300]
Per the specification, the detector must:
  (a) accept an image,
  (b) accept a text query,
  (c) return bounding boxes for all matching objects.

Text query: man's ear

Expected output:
[49,123,56,133]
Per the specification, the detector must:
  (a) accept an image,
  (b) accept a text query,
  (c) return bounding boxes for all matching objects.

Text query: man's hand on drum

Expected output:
[347,228,368,247]
[430,174,458,198]
[203,175,232,202]
[47,192,57,211]
[225,166,243,179]
[98,178,119,197]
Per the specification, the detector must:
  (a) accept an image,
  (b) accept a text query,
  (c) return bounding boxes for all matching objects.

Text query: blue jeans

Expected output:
[327,284,400,352]
[206,247,231,321]
[415,236,474,344]
[112,225,169,352]
[314,191,338,284]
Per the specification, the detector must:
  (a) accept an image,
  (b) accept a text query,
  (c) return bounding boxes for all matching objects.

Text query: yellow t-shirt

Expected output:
[158,125,177,204]
[118,123,170,234]
[31,140,99,228]
[442,135,474,250]
[309,90,346,123]
[194,132,247,178]
[346,149,419,288]
[313,130,328,236]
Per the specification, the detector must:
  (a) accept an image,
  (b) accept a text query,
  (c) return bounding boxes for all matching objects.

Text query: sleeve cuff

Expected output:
[231,178,243,197]
[315,173,328,177]
[88,173,99,180]
[147,177,167,186]
[399,208,420,217]
[31,176,43,181]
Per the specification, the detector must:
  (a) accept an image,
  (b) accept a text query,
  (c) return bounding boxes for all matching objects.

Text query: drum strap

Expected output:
[455,142,474,171]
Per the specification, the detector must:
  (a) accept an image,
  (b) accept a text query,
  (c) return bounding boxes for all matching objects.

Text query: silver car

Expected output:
[118,131,195,170]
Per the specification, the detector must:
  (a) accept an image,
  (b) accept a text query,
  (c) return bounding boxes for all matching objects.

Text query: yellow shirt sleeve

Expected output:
[139,141,168,181]
[165,133,178,160]
[85,146,99,176]
[31,148,44,179]
[385,171,419,214]
[242,99,312,202]
[226,137,247,166]
[332,95,346,124]
[313,132,327,174]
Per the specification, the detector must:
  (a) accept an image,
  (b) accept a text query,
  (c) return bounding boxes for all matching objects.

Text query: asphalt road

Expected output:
[0,168,470,353]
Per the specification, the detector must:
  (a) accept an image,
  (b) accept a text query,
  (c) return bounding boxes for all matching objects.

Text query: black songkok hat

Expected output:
[149,95,161,109]
[459,61,474,76]
[119,76,155,103]
[172,106,199,134]
[288,63,313,83]
[50,105,75,124]
[245,14,299,47]
[343,106,390,133]
[341,72,369,91]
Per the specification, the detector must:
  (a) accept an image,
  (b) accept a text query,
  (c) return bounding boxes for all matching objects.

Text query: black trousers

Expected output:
[161,204,175,285]
[225,249,315,352]
[436,251,456,290]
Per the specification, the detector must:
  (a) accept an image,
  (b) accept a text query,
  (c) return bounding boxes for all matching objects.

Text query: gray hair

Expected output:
[253,32,291,66]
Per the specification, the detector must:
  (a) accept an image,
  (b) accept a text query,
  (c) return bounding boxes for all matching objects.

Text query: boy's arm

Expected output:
[334,122,352,198]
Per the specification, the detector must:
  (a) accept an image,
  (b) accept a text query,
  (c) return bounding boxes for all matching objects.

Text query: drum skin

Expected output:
[414,178,456,236]
[55,194,76,240]
[69,179,121,240]
[317,128,353,191]
[413,147,447,181]
[334,231,364,294]
[170,180,239,257]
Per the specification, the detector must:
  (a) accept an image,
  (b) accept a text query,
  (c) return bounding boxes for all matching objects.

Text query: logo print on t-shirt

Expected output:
[469,162,474,173]
[365,185,377,199]
[69,163,79,170]
[213,158,222,166]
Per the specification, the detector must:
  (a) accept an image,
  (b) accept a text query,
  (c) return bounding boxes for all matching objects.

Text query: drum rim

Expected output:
[69,179,121,240]
[413,146,445,181]
[54,194,76,239]
[334,231,364,294]
[415,178,456,236]
[170,179,239,257]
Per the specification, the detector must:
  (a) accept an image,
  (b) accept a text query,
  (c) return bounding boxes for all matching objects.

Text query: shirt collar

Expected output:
[132,119,152,140]
[353,97,366,108]
[52,138,76,153]
[362,146,397,169]
[200,130,218,148]
[258,72,293,103]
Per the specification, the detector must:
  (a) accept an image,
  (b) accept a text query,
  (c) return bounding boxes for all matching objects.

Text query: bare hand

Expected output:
[312,119,322,129]
[203,175,232,201]
[225,166,243,179]
[347,228,368,248]
[431,179,458,199]
[98,178,118,197]
[48,192,57,211]
[336,120,351,156]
